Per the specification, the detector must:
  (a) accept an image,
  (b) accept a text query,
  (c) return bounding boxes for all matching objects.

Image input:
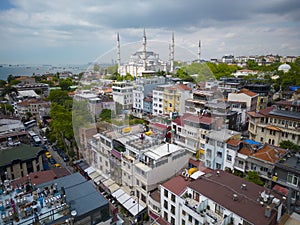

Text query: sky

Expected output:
[0,0,299,64]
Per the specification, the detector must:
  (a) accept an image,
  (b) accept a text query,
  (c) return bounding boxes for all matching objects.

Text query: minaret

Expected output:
[117,33,121,71]
[143,28,147,70]
[170,32,174,73]
[198,40,201,63]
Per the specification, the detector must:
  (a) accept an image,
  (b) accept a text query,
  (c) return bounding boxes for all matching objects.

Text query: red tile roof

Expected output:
[252,145,286,163]
[188,170,278,225]
[239,88,258,97]
[176,84,192,91]
[161,175,190,196]
[239,147,252,156]
[258,107,275,116]
[272,184,288,196]
[149,189,160,203]
[247,111,264,117]
[226,139,241,146]
[184,114,213,125]
[150,122,167,130]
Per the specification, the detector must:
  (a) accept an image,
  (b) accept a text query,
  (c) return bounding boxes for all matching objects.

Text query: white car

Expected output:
[42,136,48,142]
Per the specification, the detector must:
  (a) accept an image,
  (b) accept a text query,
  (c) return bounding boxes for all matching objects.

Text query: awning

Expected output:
[84,166,95,175]
[112,188,145,217]
[265,125,281,131]
[273,184,288,196]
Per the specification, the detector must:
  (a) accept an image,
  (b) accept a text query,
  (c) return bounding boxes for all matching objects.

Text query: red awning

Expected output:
[272,184,288,196]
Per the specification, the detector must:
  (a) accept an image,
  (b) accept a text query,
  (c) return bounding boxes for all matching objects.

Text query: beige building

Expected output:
[0,144,44,180]
[163,84,192,116]
[248,105,300,147]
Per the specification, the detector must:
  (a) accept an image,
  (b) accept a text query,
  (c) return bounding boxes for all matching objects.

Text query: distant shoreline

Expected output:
[0,64,90,80]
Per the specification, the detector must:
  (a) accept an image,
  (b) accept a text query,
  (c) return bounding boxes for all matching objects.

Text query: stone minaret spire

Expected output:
[117,33,121,70]
[198,40,201,63]
[170,32,174,73]
[143,28,147,70]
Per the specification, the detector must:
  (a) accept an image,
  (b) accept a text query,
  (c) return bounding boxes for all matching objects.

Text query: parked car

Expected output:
[48,157,56,165]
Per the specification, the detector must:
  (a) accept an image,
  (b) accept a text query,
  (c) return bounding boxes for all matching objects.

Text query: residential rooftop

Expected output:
[188,170,279,225]
[206,129,240,142]
[0,144,43,167]
[275,154,300,174]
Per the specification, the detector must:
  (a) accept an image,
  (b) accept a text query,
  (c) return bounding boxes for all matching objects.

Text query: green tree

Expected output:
[47,90,71,105]
[93,64,100,72]
[99,109,114,121]
[1,85,18,99]
[245,171,264,186]
[279,140,299,152]
[0,103,14,115]
[59,78,73,91]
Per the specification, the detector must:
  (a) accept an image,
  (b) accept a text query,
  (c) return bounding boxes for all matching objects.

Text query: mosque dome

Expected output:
[278,63,291,73]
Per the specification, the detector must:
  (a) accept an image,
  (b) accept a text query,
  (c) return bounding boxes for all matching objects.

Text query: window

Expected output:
[217,152,222,158]
[261,128,264,132]
[260,137,264,142]
[215,203,224,216]
[182,210,186,216]
[171,217,175,225]
[164,200,168,210]
[164,212,168,221]
[188,215,192,222]
[227,154,232,162]
[195,219,199,225]
[287,173,298,186]
[217,141,224,148]
[171,194,175,202]
[171,205,175,215]
[164,189,168,197]
[182,219,186,225]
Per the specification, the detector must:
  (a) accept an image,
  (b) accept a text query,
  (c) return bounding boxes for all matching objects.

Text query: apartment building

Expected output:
[185,90,213,114]
[153,84,173,116]
[205,129,241,170]
[248,103,300,147]
[227,88,258,112]
[121,136,191,207]
[112,82,133,111]
[0,144,44,180]
[160,170,282,225]
[243,83,271,110]
[132,77,165,117]
[228,141,287,183]
[172,113,216,160]
[272,154,300,214]
[16,99,50,119]
[163,84,192,116]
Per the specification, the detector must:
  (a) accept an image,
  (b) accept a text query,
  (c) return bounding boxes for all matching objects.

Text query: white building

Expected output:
[112,82,134,111]
[160,170,282,225]
[228,89,258,112]
[132,77,166,118]
[117,30,173,77]
[205,129,241,170]
[152,84,173,116]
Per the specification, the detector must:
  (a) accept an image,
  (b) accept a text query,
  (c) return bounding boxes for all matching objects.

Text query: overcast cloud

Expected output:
[0,0,299,64]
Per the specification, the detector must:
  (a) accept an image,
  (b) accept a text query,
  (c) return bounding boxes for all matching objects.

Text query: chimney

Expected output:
[241,184,247,190]
[233,194,238,201]
[265,205,272,218]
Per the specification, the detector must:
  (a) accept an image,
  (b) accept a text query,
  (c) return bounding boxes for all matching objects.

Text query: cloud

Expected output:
[0,0,299,64]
